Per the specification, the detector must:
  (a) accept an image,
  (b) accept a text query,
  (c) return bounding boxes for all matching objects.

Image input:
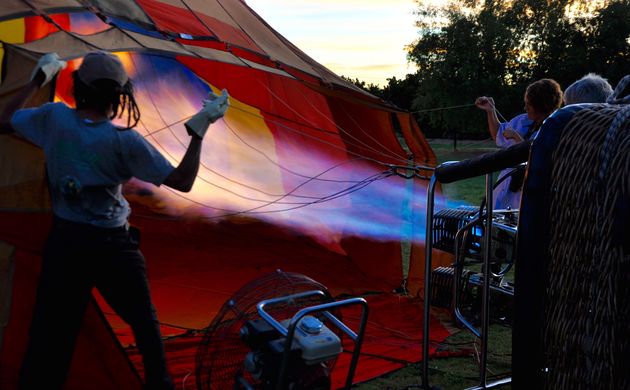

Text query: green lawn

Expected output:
[353,324,512,390]
[430,138,498,207]
[354,138,512,390]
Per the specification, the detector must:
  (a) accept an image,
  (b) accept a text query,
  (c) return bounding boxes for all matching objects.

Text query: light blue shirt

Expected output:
[494,113,533,210]
[12,103,174,228]
[496,113,533,148]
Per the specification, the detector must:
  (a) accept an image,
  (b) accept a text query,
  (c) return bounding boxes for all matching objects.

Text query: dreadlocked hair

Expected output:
[72,71,141,130]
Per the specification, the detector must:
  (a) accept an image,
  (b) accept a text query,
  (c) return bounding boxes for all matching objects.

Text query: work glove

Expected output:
[185,89,230,139]
[30,53,67,86]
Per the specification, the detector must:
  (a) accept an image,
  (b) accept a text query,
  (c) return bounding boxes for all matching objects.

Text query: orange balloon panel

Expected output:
[0,4,445,390]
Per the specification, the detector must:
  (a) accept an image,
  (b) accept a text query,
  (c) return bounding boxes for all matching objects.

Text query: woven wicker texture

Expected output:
[544,105,630,389]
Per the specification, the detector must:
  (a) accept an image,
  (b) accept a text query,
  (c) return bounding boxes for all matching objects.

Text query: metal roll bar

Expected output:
[423,169,512,389]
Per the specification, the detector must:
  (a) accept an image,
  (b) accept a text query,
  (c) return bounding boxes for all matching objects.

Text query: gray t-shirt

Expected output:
[11,102,174,228]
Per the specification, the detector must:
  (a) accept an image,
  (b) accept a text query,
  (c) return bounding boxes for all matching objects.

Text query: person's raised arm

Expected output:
[0,53,66,134]
[162,136,202,192]
[163,89,229,192]
[475,96,501,140]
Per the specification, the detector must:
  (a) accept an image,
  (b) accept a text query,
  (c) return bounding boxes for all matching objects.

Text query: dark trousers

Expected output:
[19,218,174,390]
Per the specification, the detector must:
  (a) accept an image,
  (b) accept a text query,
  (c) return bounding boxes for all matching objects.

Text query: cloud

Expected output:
[352,64,403,72]
[247,0,416,8]
[246,0,420,85]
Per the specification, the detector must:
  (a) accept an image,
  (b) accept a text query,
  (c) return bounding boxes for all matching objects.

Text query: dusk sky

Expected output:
[246,0,430,86]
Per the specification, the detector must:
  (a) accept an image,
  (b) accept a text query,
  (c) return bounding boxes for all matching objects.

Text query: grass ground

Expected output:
[354,138,512,390]
[429,138,498,206]
[353,324,512,390]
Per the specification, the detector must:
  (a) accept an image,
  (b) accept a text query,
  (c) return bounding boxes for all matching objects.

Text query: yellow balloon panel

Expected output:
[0,19,25,80]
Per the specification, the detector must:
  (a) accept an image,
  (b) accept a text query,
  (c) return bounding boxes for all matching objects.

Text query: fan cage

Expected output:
[195,271,342,390]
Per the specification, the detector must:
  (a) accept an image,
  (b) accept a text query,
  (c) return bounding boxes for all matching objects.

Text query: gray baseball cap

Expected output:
[77,51,128,87]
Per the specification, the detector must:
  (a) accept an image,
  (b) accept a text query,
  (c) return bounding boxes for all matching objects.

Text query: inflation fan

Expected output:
[195,271,368,390]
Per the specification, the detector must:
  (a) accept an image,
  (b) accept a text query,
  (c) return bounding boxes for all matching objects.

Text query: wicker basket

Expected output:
[543,105,630,389]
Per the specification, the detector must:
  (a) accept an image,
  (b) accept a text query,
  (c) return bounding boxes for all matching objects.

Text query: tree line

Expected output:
[347,0,630,139]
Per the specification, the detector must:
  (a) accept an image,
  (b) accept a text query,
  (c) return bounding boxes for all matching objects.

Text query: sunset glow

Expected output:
[246,0,420,86]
